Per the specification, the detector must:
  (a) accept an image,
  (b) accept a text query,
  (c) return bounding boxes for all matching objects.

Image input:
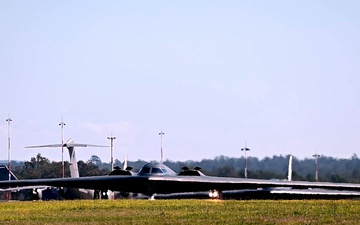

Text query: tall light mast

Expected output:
[159,130,165,163]
[6,115,12,181]
[241,143,250,178]
[313,152,320,181]
[107,134,116,171]
[287,155,293,181]
[59,117,66,178]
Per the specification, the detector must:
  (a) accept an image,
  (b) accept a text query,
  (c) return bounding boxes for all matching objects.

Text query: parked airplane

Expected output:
[1,139,134,200]
[1,139,112,200]
[1,158,360,200]
[25,138,112,199]
[0,165,52,200]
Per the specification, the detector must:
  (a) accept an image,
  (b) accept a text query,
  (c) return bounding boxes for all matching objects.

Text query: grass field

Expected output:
[0,199,359,224]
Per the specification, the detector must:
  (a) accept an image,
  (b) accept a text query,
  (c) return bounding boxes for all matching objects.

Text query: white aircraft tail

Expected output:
[123,156,128,170]
[64,139,80,178]
[25,139,107,200]
[26,139,107,178]
[287,155,293,181]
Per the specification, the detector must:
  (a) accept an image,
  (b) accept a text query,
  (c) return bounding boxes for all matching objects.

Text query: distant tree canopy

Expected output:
[12,154,111,179]
[6,153,360,183]
[87,155,102,165]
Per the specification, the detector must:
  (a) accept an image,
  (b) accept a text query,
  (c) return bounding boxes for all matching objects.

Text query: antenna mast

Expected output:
[59,117,66,178]
[6,115,12,181]
[159,129,165,163]
[107,133,116,171]
[287,155,293,181]
[241,142,250,178]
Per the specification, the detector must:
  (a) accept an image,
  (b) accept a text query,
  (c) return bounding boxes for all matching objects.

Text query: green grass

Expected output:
[0,200,359,224]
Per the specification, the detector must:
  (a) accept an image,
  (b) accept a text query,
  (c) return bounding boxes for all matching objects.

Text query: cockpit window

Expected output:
[151,168,163,174]
[138,163,177,176]
[139,167,150,174]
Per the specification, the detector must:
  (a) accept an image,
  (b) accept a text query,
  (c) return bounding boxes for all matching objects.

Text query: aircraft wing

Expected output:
[26,144,63,148]
[0,175,360,196]
[0,176,150,194]
[26,144,107,148]
[0,185,53,192]
[268,188,360,196]
[71,144,108,148]
[147,176,360,193]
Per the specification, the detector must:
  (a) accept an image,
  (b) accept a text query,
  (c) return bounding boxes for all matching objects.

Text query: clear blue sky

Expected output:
[1,1,360,163]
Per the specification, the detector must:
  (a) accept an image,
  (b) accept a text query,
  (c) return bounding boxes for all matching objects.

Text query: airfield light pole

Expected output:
[59,117,66,178]
[159,130,165,163]
[241,144,250,178]
[313,153,320,181]
[107,134,116,171]
[6,115,12,181]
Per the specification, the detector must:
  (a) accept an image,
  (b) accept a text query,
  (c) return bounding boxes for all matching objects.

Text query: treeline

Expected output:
[6,153,360,183]
[10,154,111,179]
[169,154,360,183]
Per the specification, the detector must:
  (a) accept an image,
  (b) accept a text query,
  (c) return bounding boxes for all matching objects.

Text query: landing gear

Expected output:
[94,190,100,199]
[30,189,40,200]
[209,190,223,199]
[101,190,109,199]
[94,190,113,199]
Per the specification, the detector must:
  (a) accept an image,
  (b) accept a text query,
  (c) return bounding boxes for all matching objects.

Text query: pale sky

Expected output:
[1,1,360,163]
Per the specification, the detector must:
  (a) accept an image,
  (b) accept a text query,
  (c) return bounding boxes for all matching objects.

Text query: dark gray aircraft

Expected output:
[1,159,360,199]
